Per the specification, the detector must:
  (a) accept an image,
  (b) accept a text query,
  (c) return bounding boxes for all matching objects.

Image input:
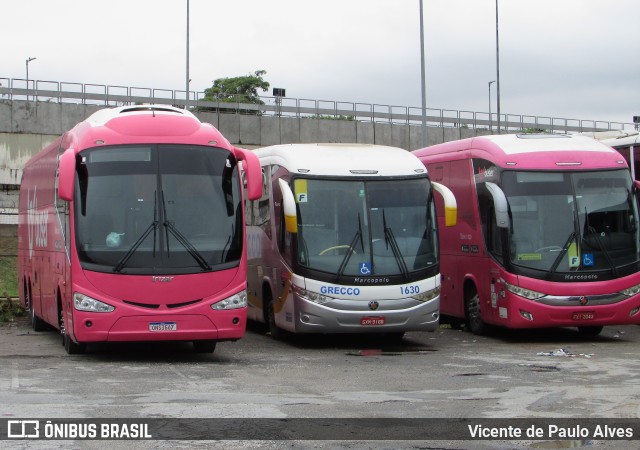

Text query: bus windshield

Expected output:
[294,177,437,278]
[504,169,640,273]
[74,144,242,274]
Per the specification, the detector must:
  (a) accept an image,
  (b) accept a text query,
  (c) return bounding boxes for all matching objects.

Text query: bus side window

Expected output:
[477,183,503,263]
[242,171,252,225]
[271,166,292,263]
[488,204,503,261]
[253,167,271,239]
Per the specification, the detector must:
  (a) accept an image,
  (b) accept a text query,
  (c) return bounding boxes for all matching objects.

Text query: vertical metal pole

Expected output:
[495,0,501,134]
[419,0,428,147]
[186,0,190,109]
[26,57,36,102]
[488,81,494,132]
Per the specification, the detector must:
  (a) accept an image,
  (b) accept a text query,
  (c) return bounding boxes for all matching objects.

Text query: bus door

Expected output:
[271,167,295,328]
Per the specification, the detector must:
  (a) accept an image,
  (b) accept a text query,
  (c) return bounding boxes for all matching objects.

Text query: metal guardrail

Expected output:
[0,77,635,133]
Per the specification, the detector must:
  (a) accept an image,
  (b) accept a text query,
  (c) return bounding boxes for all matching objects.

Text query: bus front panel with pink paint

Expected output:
[18,105,261,354]
[414,134,640,336]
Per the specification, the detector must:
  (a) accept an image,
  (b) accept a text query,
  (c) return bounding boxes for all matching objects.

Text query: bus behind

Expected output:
[414,133,640,336]
[245,143,456,339]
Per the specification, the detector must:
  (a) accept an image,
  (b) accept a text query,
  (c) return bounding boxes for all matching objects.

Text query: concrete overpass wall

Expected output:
[0,99,488,191]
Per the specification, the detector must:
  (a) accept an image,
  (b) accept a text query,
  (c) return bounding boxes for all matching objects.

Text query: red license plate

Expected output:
[361,316,385,326]
[572,311,595,321]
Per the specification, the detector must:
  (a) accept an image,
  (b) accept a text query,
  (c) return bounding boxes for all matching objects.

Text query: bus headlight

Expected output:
[212,290,247,310]
[620,283,640,297]
[293,286,332,304]
[412,286,441,303]
[73,292,115,312]
[503,281,545,300]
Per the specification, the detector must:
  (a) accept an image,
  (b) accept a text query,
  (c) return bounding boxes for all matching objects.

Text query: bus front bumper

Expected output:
[72,308,246,343]
[291,296,440,334]
[493,292,640,329]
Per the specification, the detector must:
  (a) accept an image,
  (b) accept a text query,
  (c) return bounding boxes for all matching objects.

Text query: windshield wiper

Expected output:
[163,221,212,271]
[113,221,158,273]
[383,209,409,280]
[114,191,158,273]
[582,206,619,277]
[547,231,576,278]
[335,213,364,282]
[161,191,212,272]
[584,226,619,277]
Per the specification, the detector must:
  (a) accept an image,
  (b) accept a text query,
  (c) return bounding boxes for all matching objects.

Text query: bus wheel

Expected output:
[578,326,603,337]
[193,340,217,353]
[58,303,85,355]
[265,290,285,340]
[28,283,47,332]
[465,288,487,336]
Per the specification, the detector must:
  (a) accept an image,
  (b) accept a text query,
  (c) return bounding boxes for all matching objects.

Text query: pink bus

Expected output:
[414,134,640,336]
[17,105,261,354]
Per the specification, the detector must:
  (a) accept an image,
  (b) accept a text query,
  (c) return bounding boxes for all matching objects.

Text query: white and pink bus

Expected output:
[245,144,456,339]
[600,132,640,180]
[414,134,640,336]
[18,105,261,354]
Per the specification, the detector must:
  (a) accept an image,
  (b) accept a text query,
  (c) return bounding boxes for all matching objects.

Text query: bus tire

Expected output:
[193,340,217,353]
[578,326,603,337]
[465,286,488,336]
[28,282,47,332]
[264,288,285,341]
[63,333,85,355]
[58,299,85,354]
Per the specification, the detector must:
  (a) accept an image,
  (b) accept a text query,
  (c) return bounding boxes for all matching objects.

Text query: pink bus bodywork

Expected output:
[414,134,640,335]
[18,105,261,353]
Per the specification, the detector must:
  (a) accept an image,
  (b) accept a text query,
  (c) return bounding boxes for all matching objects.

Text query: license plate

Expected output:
[572,311,595,321]
[149,321,177,332]
[361,316,385,326]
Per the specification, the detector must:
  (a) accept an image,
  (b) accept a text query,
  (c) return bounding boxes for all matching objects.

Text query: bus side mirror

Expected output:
[235,148,262,201]
[432,181,457,227]
[58,148,76,202]
[279,178,298,234]
[485,181,510,228]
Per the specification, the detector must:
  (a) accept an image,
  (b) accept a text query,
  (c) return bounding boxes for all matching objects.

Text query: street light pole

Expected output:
[419,0,428,147]
[26,57,36,102]
[488,80,495,133]
[495,0,501,134]
[185,0,190,109]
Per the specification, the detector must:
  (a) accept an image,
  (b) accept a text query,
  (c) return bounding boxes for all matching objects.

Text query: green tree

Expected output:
[202,70,270,106]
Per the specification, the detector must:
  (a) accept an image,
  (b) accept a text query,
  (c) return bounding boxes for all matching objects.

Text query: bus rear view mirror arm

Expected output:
[485,182,510,228]
[57,148,76,202]
[279,178,298,234]
[432,182,457,227]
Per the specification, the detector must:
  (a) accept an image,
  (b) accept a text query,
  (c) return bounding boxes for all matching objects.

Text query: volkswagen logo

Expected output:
[368,301,379,311]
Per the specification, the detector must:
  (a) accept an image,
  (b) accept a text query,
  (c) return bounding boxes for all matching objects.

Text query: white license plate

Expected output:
[149,321,177,332]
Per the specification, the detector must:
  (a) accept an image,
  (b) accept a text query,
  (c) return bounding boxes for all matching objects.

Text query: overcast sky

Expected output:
[4,0,639,126]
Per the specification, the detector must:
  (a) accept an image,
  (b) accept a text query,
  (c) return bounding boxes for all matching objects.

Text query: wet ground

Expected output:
[1,317,639,448]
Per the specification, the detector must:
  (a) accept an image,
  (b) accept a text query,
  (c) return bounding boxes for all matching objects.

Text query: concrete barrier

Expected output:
[0,99,492,192]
